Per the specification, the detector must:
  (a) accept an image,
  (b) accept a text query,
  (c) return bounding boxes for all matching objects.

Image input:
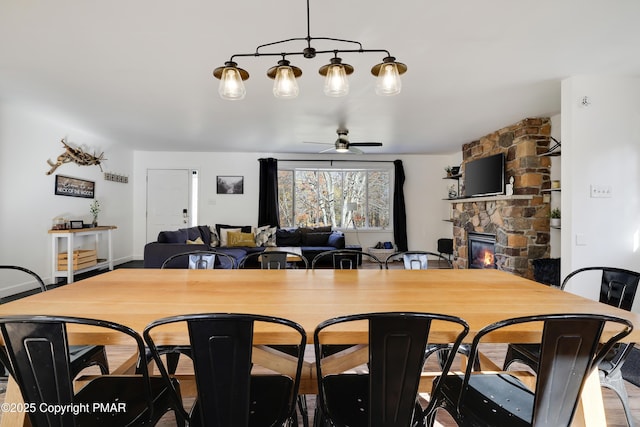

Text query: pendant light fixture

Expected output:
[212,0,407,100]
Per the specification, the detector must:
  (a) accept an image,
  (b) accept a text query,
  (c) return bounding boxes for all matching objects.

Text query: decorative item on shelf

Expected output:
[550,208,561,227]
[444,166,452,177]
[450,166,460,176]
[551,180,560,189]
[51,217,68,230]
[448,184,458,199]
[505,176,514,196]
[69,220,84,229]
[212,0,407,100]
[104,172,128,183]
[89,200,101,227]
[46,138,106,175]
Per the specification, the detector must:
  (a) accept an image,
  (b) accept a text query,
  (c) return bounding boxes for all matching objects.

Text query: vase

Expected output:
[92,218,98,227]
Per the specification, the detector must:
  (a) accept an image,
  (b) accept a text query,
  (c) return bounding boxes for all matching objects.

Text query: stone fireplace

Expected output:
[451,118,552,279]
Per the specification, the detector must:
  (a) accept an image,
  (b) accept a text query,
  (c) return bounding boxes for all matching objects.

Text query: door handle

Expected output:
[183,208,188,224]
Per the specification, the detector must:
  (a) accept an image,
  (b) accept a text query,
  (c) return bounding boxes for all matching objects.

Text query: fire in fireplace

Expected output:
[468,232,497,269]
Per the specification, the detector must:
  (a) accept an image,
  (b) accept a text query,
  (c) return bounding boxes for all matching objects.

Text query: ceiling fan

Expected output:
[304,129,383,154]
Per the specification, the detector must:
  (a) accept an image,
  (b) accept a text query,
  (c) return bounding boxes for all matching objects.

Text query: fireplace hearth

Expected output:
[468,232,496,269]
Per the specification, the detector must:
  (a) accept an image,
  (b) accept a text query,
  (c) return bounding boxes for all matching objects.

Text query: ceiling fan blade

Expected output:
[304,141,333,145]
[319,147,337,153]
[348,146,364,154]
[349,142,383,147]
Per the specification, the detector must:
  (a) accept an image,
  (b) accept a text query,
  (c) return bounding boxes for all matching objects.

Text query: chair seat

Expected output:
[189,375,293,426]
[439,373,533,427]
[75,376,178,426]
[321,374,424,427]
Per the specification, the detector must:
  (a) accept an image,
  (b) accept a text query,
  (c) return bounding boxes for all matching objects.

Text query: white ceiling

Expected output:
[2,1,640,155]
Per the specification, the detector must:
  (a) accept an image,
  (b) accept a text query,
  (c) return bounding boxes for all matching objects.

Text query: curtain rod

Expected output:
[261,158,396,164]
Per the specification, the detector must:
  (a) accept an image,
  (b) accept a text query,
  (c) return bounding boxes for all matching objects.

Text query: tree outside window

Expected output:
[278,168,391,229]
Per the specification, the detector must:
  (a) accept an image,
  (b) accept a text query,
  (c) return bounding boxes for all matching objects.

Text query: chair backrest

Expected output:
[311,249,383,269]
[238,250,309,269]
[161,250,237,269]
[561,266,640,311]
[314,312,469,427]
[459,313,633,427]
[0,315,153,427]
[384,251,453,270]
[0,265,47,294]
[144,313,306,427]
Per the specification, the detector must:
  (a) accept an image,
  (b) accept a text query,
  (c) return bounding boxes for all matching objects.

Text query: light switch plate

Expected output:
[590,185,612,198]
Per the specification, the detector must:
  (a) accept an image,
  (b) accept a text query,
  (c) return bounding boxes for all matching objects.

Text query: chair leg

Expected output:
[166,352,181,375]
[600,369,635,427]
[297,395,309,427]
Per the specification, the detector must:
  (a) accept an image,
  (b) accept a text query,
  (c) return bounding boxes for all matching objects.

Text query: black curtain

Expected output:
[258,158,280,227]
[393,159,408,251]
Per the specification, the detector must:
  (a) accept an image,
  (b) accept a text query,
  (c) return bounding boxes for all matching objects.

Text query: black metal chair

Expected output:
[503,266,640,427]
[384,251,453,270]
[144,313,307,427]
[0,315,182,426]
[428,313,633,427]
[311,249,383,269]
[160,250,237,269]
[314,312,469,427]
[238,250,309,269]
[0,265,109,387]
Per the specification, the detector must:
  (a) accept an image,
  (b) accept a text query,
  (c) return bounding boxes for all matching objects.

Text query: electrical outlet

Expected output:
[590,185,612,198]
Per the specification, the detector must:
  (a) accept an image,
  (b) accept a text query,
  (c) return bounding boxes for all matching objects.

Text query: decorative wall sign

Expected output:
[46,138,106,175]
[54,175,95,198]
[217,176,244,194]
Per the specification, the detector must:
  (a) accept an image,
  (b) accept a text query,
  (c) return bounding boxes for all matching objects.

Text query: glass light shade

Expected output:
[218,67,246,100]
[323,64,349,97]
[273,66,299,99]
[375,62,402,96]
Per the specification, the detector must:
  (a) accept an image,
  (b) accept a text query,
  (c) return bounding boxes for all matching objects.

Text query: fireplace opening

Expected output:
[468,232,496,269]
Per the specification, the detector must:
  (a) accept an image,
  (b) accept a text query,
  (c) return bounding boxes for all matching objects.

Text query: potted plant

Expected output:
[444,166,452,177]
[89,200,101,227]
[550,208,561,227]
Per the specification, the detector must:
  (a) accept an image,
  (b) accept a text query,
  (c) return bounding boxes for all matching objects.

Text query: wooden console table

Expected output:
[49,226,116,284]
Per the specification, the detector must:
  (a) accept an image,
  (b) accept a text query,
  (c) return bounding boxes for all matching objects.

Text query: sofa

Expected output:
[143,224,360,269]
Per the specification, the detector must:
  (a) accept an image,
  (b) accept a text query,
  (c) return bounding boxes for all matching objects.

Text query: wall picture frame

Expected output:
[216,176,244,194]
[54,175,95,198]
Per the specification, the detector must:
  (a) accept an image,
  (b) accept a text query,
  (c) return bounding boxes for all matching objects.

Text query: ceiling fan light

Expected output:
[335,147,350,153]
[213,62,249,101]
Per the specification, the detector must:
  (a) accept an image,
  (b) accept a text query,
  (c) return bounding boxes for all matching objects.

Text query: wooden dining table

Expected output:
[0,268,638,426]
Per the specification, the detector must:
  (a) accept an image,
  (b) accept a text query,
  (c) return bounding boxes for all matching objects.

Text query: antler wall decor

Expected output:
[46,139,106,175]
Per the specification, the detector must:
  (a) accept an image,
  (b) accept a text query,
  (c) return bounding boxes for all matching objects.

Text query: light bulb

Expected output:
[273,66,299,99]
[218,67,246,100]
[375,62,401,96]
[323,64,349,97]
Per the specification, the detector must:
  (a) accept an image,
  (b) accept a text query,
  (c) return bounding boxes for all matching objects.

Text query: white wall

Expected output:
[561,76,640,311]
[0,104,134,296]
[132,151,458,259]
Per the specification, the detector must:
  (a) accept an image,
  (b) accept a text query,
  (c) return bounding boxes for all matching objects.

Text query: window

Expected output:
[278,168,391,229]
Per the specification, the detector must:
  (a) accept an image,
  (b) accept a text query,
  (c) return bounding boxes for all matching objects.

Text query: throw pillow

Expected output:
[255,225,277,247]
[219,228,241,247]
[227,231,257,247]
[210,229,220,247]
[187,237,205,245]
[157,229,188,244]
[276,228,301,246]
[215,224,253,238]
[327,232,345,249]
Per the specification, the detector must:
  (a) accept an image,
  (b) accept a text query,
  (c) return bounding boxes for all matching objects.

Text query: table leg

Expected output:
[1,377,27,427]
[572,368,606,427]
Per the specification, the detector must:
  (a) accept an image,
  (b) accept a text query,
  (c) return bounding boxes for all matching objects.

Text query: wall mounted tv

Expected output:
[464,153,505,197]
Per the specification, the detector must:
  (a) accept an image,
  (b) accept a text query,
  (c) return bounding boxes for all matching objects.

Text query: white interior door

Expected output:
[146,169,191,243]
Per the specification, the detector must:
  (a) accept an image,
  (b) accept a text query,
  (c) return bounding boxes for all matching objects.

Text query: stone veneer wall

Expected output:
[452,118,552,279]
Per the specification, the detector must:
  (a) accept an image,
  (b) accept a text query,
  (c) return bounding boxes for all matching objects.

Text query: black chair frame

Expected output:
[0,314,181,427]
[160,250,237,269]
[144,312,307,427]
[384,251,453,270]
[429,313,633,427]
[503,266,640,427]
[311,249,383,270]
[314,312,469,427]
[239,250,309,269]
[0,265,109,381]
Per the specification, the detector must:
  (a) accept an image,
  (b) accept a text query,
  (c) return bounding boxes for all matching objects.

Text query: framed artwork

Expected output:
[70,220,84,229]
[54,175,95,198]
[217,176,244,194]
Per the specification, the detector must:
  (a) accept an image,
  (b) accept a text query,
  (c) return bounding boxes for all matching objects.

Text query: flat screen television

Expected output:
[464,153,505,197]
